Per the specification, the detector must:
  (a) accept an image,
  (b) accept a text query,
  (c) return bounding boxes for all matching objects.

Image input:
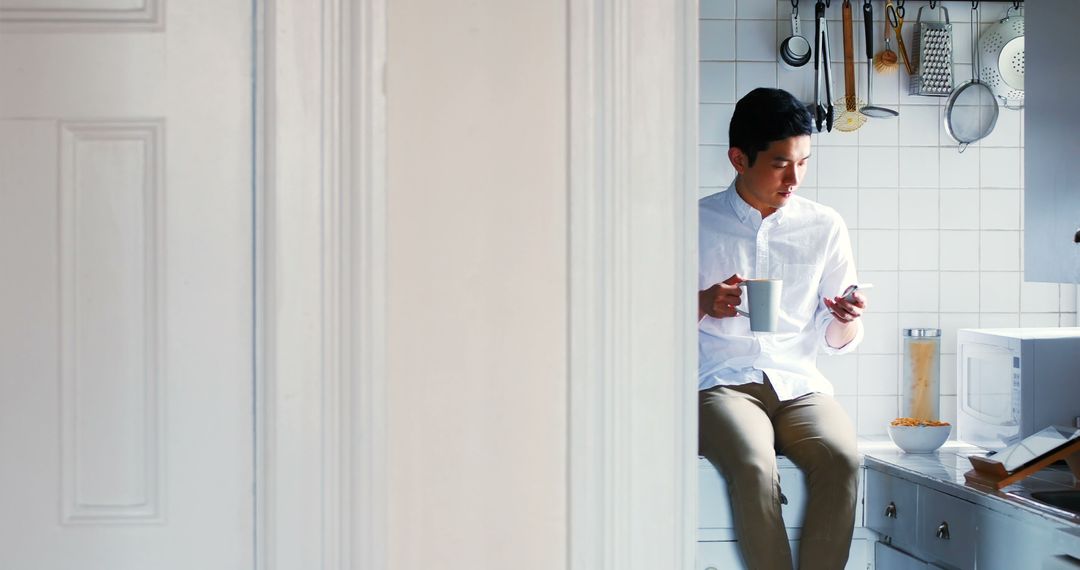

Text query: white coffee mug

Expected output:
[736,279,782,332]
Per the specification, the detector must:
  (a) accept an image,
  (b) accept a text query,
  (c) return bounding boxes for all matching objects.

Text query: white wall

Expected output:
[386,2,568,569]
[699,0,1066,435]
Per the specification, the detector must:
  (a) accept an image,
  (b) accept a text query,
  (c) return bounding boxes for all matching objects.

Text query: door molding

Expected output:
[257,0,695,567]
[255,0,387,568]
[568,0,698,568]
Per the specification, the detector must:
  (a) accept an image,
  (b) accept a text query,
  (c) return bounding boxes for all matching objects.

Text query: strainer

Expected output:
[978,5,1024,109]
[944,3,998,152]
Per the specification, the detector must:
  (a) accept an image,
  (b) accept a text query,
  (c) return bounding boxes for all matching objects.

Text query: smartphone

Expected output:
[841,283,873,302]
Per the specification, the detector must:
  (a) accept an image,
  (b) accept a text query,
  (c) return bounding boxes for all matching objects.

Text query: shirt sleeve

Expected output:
[814,213,863,355]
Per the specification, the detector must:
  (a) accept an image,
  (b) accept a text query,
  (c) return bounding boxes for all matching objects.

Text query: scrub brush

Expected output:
[874,30,899,73]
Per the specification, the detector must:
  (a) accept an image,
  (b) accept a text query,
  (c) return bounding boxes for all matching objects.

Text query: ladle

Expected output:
[859,0,899,118]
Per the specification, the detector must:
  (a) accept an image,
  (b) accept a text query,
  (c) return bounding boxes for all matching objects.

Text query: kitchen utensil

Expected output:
[909,4,954,97]
[978,4,1024,109]
[887,0,915,75]
[810,0,835,132]
[944,2,998,151]
[779,1,812,69]
[861,0,899,118]
[834,0,867,132]
[874,0,899,74]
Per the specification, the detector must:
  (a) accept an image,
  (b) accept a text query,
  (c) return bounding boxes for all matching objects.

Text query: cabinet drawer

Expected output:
[699,461,733,529]
[865,468,918,547]
[697,541,744,570]
[699,460,807,529]
[976,508,1050,570]
[916,487,976,570]
[698,539,871,570]
[875,541,929,569]
[778,467,807,528]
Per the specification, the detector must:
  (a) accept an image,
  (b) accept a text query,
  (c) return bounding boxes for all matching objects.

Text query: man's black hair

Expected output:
[728,88,813,166]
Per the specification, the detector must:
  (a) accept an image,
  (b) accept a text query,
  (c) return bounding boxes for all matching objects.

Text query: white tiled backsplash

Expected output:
[699,0,1072,435]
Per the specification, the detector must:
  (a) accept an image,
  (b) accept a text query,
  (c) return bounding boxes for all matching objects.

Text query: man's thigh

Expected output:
[771,392,857,467]
[698,385,776,469]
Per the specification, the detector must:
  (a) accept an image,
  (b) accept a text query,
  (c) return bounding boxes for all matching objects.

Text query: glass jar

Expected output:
[902,328,941,421]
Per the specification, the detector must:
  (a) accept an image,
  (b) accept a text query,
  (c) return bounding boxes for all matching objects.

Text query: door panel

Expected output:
[0,2,253,568]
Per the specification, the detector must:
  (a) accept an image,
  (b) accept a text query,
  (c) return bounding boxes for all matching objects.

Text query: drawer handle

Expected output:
[936,521,950,540]
[884,502,897,518]
[780,492,788,506]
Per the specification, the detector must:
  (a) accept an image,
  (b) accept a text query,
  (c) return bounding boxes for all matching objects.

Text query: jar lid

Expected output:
[904,328,941,337]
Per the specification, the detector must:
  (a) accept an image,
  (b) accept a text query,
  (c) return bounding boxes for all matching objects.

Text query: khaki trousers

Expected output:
[698,377,859,570]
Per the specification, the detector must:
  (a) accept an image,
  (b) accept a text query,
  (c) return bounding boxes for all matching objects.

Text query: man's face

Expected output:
[728,135,811,217]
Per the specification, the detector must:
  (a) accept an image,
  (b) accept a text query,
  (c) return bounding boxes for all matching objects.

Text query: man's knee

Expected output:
[717,452,779,490]
[829,445,860,481]
[793,439,859,481]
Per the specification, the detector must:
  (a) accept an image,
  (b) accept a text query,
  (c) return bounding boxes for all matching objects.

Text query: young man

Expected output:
[698,87,869,570]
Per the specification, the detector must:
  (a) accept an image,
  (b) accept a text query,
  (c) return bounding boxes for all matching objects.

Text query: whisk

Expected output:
[875,0,899,73]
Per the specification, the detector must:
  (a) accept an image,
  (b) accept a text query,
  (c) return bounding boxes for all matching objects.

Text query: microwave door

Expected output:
[960,342,1021,446]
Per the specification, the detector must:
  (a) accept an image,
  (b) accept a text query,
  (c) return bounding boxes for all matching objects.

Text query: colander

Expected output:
[978,6,1024,109]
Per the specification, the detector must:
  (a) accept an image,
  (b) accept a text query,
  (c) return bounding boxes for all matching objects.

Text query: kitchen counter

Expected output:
[860,438,1080,559]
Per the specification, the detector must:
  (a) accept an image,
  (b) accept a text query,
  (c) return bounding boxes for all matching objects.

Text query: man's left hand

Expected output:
[823,292,867,323]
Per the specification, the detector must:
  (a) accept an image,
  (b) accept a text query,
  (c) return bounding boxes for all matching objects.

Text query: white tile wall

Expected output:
[699,1,1075,436]
[899,188,939,229]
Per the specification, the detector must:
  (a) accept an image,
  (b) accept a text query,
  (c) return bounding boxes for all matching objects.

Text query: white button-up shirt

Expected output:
[698,181,863,400]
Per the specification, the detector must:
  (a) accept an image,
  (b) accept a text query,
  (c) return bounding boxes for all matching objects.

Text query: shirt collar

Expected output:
[726,178,786,226]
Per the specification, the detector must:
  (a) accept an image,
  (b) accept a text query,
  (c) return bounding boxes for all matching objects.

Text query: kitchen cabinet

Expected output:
[698,457,873,569]
[868,462,1076,570]
[699,457,808,530]
[866,468,919,546]
[1024,0,1080,282]
[976,508,1050,570]
[915,487,976,569]
[868,465,978,569]
[697,539,869,570]
[876,542,930,570]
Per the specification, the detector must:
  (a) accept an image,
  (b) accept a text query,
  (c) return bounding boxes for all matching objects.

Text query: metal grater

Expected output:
[909,5,954,97]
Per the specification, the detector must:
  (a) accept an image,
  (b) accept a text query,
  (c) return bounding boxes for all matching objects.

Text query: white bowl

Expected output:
[887,424,952,454]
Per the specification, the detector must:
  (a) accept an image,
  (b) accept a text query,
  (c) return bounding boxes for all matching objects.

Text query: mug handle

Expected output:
[735,282,750,318]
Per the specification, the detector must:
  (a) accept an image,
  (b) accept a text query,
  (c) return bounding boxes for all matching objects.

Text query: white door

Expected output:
[0,2,254,568]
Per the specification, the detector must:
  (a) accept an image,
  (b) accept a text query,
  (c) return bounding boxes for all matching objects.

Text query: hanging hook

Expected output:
[1013,0,1021,10]
[929,0,937,10]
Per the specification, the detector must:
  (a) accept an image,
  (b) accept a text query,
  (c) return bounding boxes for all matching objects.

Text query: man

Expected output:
[698,87,868,570]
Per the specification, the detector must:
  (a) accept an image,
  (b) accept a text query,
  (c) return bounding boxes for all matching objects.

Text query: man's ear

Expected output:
[727,147,749,174]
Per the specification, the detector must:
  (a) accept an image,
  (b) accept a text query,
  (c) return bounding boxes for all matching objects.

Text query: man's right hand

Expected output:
[698,274,746,320]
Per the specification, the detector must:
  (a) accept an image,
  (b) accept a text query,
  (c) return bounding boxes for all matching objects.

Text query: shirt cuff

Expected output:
[819,318,864,356]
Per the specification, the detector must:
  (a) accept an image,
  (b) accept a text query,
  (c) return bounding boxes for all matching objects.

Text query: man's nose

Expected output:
[784,164,800,186]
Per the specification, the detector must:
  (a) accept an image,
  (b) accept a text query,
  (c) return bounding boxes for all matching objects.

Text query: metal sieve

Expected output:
[944,2,999,151]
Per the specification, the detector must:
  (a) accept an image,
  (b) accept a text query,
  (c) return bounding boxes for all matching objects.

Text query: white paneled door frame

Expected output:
[568,1,698,569]
[255,0,386,569]
[257,0,696,568]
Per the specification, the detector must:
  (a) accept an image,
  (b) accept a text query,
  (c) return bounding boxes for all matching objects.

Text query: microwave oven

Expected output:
[957,327,1080,451]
